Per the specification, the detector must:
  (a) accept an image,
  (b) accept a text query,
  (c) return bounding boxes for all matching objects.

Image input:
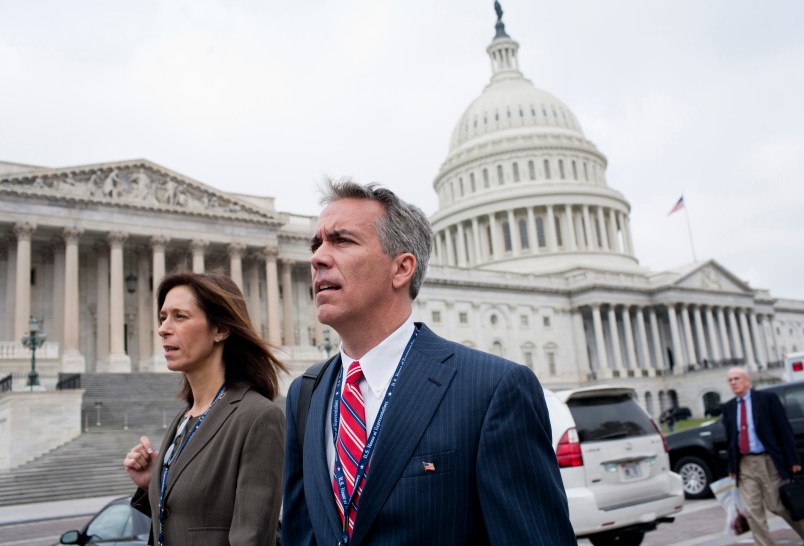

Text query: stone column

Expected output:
[190,239,208,273]
[692,305,709,365]
[749,312,768,367]
[94,242,110,369]
[546,205,558,251]
[716,308,732,361]
[635,307,652,373]
[607,209,619,251]
[648,308,664,371]
[507,211,521,254]
[61,227,85,372]
[582,206,593,249]
[106,231,131,372]
[705,306,722,363]
[596,207,608,250]
[667,305,685,374]
[607,306,624,372]
[728,308,743,361]
[136,246,152,371]
[150,235,170,371]
[263,247,281,345]
[4,238,16,340]
[489,213,503,259]
[622,214,635,255]
[456,223,468,266]
[591,305,609,374]
[434,232,445,265]
[472,217,483,263]
[528,207,539,254]
[246,258,263,336]
[680,304,697,367]
[738,309,756,370]
[50,237,65,349]
[227,242,245,290]
[621,307,638,372]
[280,259,295,346]
[444,227,455,266]
[13,222,36,340]
[564,205,577,251]
[571,309,590,381]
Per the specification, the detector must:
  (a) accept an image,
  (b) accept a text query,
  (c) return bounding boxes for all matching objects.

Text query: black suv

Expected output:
[666,380,804,499]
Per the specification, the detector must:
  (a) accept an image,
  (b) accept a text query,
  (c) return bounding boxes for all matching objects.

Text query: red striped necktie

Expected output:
[334,361,367,537]
[739,397,750,454]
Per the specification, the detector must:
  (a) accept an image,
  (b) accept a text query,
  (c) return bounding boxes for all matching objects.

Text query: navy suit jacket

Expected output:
[722,388,800,480]
[282,323,575,545]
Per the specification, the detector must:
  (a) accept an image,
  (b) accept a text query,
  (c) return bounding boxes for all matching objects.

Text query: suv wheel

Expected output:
[674,455,712,499]
[589,530,645,546]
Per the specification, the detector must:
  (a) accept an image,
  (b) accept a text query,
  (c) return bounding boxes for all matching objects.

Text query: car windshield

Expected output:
[568,394,656,442]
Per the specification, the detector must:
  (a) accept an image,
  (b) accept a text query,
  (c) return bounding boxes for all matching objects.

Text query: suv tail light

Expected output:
[651,419,669,453]
[556,428,583,468]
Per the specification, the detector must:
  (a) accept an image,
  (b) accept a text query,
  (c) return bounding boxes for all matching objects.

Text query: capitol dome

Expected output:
[430,7,639,275]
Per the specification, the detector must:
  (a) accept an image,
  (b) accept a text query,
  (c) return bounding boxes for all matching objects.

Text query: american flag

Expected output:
[668,195,685,215]
[422,461,436,472]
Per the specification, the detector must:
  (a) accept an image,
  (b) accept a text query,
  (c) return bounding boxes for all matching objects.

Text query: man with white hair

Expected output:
[722,367,804,545]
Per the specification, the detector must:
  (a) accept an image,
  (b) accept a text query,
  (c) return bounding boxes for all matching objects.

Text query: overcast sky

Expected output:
[2,0,803,300]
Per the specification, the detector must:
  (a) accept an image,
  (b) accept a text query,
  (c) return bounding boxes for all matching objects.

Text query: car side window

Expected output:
[85,503,134,539]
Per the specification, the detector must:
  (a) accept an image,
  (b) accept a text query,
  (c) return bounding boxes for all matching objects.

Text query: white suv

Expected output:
[544,386,684,546]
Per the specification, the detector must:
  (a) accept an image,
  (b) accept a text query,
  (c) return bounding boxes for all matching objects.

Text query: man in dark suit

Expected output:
[282,178,575,545]
[722,367,804,545]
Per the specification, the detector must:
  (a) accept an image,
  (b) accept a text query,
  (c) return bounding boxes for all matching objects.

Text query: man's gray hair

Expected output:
[319,177,433,300]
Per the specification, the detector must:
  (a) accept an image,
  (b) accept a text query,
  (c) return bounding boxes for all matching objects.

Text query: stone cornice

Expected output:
[0,159,284,228]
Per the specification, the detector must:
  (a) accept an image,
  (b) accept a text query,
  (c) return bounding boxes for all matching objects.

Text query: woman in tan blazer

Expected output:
[124,271,286,545]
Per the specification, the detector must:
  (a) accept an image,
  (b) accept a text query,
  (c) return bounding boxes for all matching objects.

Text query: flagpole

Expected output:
[684,204,697,262]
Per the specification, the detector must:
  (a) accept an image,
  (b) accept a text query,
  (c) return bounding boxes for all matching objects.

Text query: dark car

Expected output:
[666,380,804,499]
[56,497,149,545]
[670,407,692,421]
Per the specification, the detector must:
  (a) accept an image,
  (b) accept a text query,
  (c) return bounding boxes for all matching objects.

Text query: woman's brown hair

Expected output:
[156,271,287,403]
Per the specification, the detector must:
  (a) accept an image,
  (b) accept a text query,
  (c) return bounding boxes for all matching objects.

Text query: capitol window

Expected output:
[519,219,529,249]
[543,159,551,179]
[497,165,504,185]
[483,168,489,188]
[490,314,499,326]
[432,311,442,323]
[559,159,565,179]
[470,173,476,192]
[521,314,529,327]
[536,217,546,247]
[512,162,520,182]
[528,160,535,180]
[572,160,578,180]
[459,312,468,324]
[503,222,512,252]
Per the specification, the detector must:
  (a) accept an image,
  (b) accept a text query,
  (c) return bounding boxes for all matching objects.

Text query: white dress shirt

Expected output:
[326,315,416,475]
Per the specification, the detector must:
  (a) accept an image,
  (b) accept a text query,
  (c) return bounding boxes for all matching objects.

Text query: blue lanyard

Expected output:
[157,384,226,546]
[331,329,418,546]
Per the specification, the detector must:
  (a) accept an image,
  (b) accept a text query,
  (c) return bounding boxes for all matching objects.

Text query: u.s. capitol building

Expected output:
[2,10,802,423]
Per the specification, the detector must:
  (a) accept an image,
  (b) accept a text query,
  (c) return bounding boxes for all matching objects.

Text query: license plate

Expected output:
[623,462,642,479]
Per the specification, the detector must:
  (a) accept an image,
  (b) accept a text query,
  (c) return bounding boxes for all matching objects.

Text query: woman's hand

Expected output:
[124,436,158,490]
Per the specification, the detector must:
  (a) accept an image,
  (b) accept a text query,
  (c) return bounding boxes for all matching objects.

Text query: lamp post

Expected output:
[322,326,333,357]
[21,315,46,391]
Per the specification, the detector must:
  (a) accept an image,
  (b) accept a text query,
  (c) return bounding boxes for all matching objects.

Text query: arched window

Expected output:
[483,168,489,188]
[528,160,536,180]
[572,160,578,180]
[559,159,565,179]
[502,222,512,252]
[543,159,551,179]
[583,162,589,181]
[459,177,464,197]
[491,340,503,357]
[512,162,520,182]
[497,165,504,185]
[470,172,476,192]
[486,224,493,255]
[519,218,529,249]
[536,217,546,247]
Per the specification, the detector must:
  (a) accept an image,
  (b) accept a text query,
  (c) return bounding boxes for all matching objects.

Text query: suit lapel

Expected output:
[164,384,245,498]
[307,354,345,538]
[351,325,456,544]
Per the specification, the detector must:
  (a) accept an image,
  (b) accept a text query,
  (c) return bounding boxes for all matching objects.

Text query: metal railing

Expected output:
[56,373,81,390]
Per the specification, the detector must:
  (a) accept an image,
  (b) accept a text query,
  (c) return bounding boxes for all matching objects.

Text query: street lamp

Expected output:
[21,315,46,391]
[125,273,138,294]
[322,326,333,357]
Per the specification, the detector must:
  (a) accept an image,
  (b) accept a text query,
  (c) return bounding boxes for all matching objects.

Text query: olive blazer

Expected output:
[132,384,284,546]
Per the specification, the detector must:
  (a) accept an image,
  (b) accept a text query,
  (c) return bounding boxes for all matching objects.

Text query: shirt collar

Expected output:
[339,315,415,399]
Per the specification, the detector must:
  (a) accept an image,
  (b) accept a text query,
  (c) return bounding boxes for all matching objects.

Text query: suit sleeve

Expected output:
[229,402,285,546]
[282,377,316,546]
[476,364,576,545]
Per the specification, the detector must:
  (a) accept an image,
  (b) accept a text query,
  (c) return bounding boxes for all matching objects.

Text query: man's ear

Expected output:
[391,253,416,292]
